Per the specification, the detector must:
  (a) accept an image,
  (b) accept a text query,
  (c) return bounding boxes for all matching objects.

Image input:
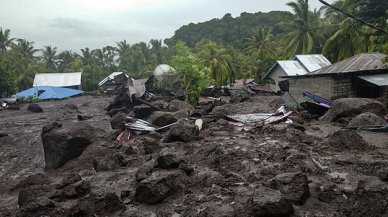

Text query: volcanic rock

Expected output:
[348,112,386,127]
[275,172,310,205]
[27,103,43,113]
[251,186,294,217]
[163,119,199,143]
[110,111,127,129]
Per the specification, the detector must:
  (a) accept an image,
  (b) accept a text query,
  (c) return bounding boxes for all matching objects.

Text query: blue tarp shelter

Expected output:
[14,86,84,100]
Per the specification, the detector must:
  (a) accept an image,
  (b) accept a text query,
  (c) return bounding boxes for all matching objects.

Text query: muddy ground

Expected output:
[1,94,388,216]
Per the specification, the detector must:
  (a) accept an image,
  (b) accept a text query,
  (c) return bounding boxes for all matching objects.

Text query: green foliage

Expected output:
[171,41,211,104]
[0,54,15,97]
[17,96,40,104]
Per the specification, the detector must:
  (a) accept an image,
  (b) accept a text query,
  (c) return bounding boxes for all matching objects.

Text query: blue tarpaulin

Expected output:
[14,86,84,100]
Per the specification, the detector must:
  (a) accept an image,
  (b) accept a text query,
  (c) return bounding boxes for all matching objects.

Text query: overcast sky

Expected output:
[1,0,334,53]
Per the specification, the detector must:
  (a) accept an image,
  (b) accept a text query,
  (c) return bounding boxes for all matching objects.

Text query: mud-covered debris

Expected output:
[251,185,294,217]
[0,132,8,137]
[135,159,156,182]
[157,154,180,169]
[17,196,63,217]
[78,191,126,216]
[349,177,388,217]
[329,131,372,150]
[7,105,20,110]
[133,105,157,119]
[275,172,310,205]
[64,103,78,110]
[166,100,194,113]
[56,172,81,189]
[12,173,50,190]
[205,203,235,216]
[123,145,138,155]
[320,98,386,122]
[27,103,43,113]
[93,152,130,172]
[18,185,53,208]
[135,170,184,204]
[41,123,94,170]
[77,114,93,121]
[163,119,199,143]
[348,112,387,127]
[287,123,306,132]
[110,111,127,129]
[147,110,189,127]
[357,158,388,181]
[179,162,194,176]
[108,107,130,117]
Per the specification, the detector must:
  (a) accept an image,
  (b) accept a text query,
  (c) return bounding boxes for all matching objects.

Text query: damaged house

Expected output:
[33,72,82,90]
[262,54,332,92]
[99,72,129,91]
[283,53,388,105]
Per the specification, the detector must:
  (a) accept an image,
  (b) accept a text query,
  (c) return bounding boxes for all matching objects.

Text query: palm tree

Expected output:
[137,42,157,72]
[198,42,232,86]
[243,26,276,59]
[282,0,324,58]
[0,28,14,53]
[323,17,364,62]
[41,45,58,70]
[116,40,130,57]
[14,39,39,62]
[79,47,93,66]
[57,50,77,72]
[150,39,164,64]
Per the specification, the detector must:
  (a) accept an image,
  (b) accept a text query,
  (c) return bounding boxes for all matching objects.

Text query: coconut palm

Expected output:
[0,28,14,53]
[116,40,130,57]
[243,26,276,59]
[198,42,232,86]
[41,45,58,69]
[150,39,164,64]
[282,0,324,58]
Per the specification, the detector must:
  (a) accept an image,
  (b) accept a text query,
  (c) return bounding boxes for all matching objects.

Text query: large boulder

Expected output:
[166,100,194,113]
[320,98,386,122]
[93,153,130,172]
[275,172,310,205]
[348,112,386,127]
[357,158,388,181]
[163,119,199,143]
[133,105,157,119]
[78,191,126,216]
[17,196,64,217]
[135,170,184,204]
[251,186,294,217]
[108,107,130,117]
[147,110,190,127]
[329,131,372,151]
[110,111,127,129]
[157,154,180,169]
[27,103,43,113]
[41,123,94,170]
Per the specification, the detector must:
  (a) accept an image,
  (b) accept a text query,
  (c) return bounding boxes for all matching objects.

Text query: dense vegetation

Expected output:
[0,0,387,99]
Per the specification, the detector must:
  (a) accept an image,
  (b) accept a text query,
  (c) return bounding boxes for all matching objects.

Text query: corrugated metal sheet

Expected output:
[311,53,387,75]
[278,61,309,76]
[33,72,82,87]
[357,74,388,86]
[294,54,332,72]
[99,72,127,86]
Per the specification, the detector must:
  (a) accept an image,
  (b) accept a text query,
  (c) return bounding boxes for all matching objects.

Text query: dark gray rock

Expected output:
[27,103,43,113]
[16,196,63,217]
[163,119,199,143]
[275,172,310,205]
[135,170,184,204]
[251,186,294,217]
[79,191,125,216]
[108,107,130,117]
[0,132,8,137]
[41,123,94,170]
[18,185,52,207]
[348,112,387,127]
[110,111,127,129]
[135,159,156,182]
[74,181,92,197]
[93,152,130,172]
[56,172,81,189]
[206,203,235,217]
[166,100,194,112]
[133,105,157,119]
[320,98,386,122]
[287,123,306,132]
[329,131,372,150]
[64,103,78,110]
[157,154,180,169]
[147,110,190,127]
[179,163,194,176]
[348,177,388,217]
[7,105,20,110]
[357,158,388,181]
[124,145,138,155]
[143,136,161,155]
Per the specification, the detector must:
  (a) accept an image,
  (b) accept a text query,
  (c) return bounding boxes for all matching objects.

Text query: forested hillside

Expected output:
[165,11,294,49]
[0,0,387,99]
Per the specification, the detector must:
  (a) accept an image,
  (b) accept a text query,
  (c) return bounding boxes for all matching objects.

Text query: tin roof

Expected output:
[33,72,82,87]
[98,72,128,86]
[293,54,332,72]
[311,53,387,75]
[277,61,309,76]
[357,74,388,86]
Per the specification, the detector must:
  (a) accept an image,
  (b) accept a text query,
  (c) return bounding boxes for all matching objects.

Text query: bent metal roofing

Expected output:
[293,54,332,72]
[33,72,81,87]
[310,53,387,75]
